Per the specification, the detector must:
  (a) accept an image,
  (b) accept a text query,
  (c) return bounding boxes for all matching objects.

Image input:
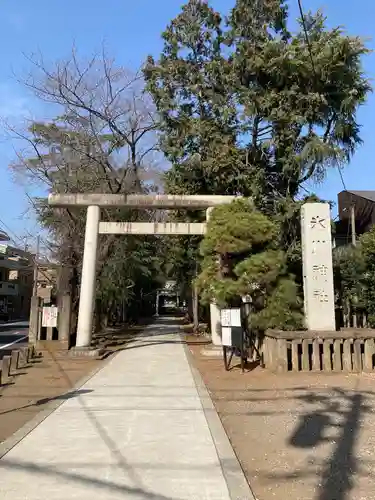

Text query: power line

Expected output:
[0,216,26,244]
[0,215,44,254]
[298,0,355,246]
[297,0,317,77]
[0,217,23,247]
[296,0,349,194]
[337,166,347,191]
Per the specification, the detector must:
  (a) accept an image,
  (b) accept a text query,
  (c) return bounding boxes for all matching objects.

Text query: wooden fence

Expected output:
[335,306,368,329]
[262,329,375,373]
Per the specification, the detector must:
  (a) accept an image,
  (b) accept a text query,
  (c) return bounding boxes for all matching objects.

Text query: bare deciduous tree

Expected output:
[13,46,162,193]
[9,47,165,333]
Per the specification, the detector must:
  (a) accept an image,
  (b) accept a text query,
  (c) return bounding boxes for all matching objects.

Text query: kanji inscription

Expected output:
[312,264,329,278]
[310,216,326,229]
[301,203,335,331]
[313,289,329,302]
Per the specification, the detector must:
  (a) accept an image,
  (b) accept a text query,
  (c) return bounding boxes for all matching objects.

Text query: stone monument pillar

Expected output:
[301,202,335,331]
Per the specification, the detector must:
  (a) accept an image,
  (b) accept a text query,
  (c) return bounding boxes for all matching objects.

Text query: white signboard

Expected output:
[221,309,231,327]
[221,308,242,347]
[220,308,241,327]
[222,327,232,347]
[42,306,58,327]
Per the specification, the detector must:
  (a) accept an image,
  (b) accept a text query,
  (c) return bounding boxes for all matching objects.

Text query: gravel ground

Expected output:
[187,337,375,500]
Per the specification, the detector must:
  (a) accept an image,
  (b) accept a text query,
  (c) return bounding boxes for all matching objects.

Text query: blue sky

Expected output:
[0,0,374,244]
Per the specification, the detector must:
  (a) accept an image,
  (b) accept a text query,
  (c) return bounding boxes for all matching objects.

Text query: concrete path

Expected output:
[0,318,252,499]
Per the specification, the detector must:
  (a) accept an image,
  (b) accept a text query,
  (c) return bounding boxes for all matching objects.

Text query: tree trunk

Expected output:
[101,312,109,329]
[192,283,199,331]
[183,282,192,322]
[122,300,127,323]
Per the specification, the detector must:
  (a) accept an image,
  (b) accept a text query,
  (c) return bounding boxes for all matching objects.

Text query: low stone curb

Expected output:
[0,355,11,385]
[10,350,19,371]
[0,346,35,385]
[183,339,257,500]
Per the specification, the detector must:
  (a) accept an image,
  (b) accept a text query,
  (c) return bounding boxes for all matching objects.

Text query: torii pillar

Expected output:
[76,205,100,347]
[206,207,222,346]
[48,194,238,348]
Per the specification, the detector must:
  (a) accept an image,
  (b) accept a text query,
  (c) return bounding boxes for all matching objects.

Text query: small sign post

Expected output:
[220,308,247,372]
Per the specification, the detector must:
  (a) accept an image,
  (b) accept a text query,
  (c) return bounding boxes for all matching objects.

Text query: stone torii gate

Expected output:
[48,193,238,348]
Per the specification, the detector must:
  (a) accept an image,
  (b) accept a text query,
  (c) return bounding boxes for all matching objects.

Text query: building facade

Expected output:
[0,243,33,321]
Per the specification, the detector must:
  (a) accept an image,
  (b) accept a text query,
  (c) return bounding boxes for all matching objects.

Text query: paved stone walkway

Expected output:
[0,319,252,499]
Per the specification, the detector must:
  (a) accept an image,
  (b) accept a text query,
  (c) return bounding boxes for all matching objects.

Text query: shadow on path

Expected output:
[0,457,178,500]
[221,383,375,500]
[0,318,188,499]
[317,392,364,500]
[0,323,182,500]
[289,386,371,500]
[0,389,93,416]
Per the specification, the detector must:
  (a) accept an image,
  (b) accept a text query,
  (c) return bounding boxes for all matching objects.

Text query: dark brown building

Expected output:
[336,190,375,246]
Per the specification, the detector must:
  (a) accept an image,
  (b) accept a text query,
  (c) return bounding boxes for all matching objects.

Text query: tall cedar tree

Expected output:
[145,0,370,321]
[145,0,369,204]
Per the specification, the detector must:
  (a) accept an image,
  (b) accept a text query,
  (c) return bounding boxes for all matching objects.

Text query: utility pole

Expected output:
[350,205,356,246]
[32,235,40,296]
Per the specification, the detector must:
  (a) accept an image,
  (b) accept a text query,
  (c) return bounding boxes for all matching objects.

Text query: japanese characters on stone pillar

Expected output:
[301,203,335,331]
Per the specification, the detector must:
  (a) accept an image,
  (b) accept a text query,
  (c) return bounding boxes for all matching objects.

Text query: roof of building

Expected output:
[345,191,375,203]
[337,190,375,233]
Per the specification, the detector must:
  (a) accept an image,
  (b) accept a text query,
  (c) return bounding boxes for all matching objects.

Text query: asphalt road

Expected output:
[0,321,29,360]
